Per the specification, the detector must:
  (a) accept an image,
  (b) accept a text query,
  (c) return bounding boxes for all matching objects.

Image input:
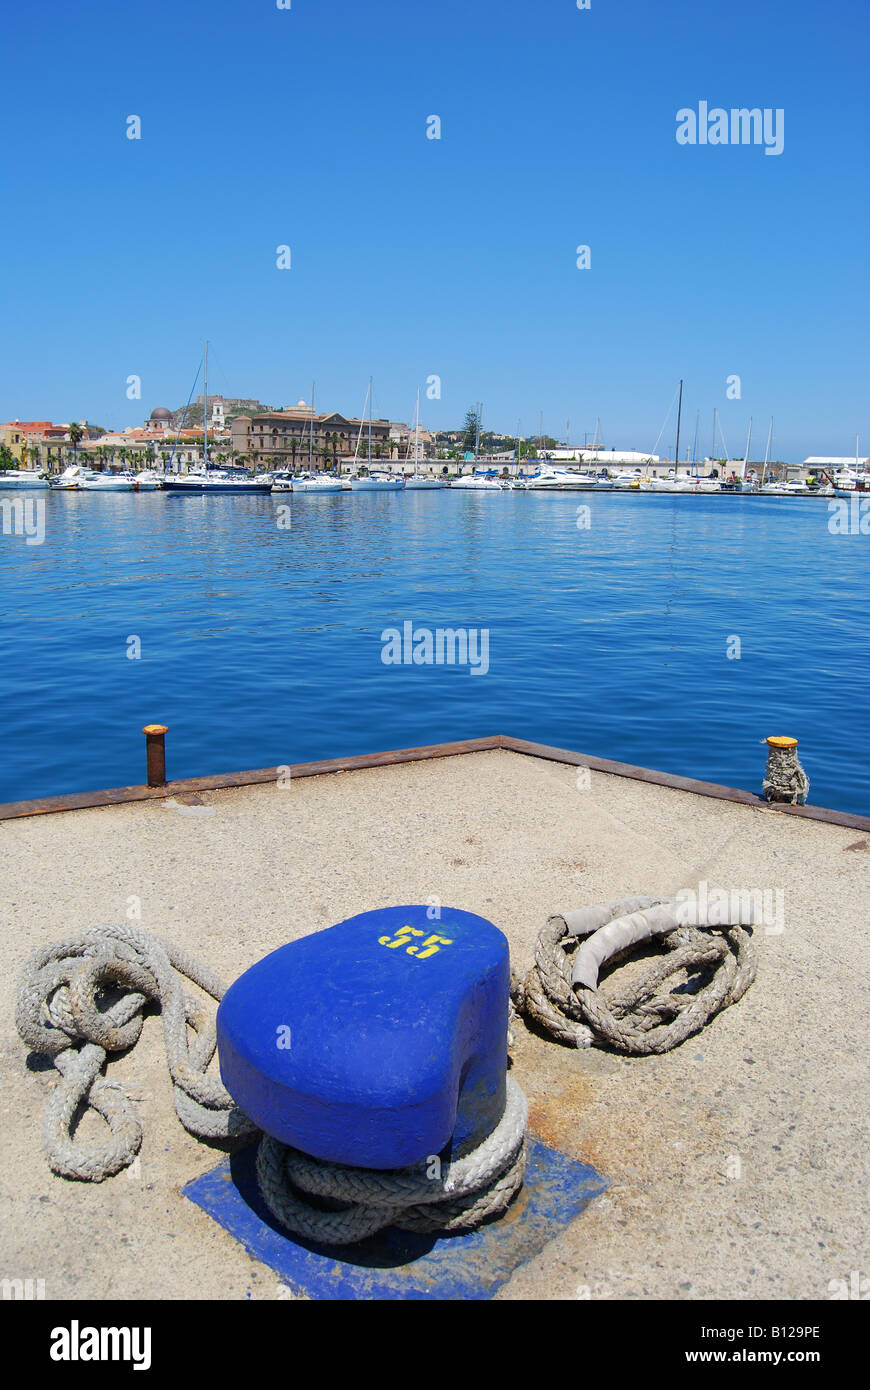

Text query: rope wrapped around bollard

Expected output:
[511,896,757,1054]
[15,925,528,1242]
[257,1077,528,1245]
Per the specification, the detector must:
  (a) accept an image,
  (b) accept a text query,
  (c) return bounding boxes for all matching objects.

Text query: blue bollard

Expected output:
[216,905,510,1170]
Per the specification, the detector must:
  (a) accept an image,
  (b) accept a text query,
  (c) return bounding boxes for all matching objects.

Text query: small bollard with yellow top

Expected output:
[142,725,169,788]
[763,735,809,806]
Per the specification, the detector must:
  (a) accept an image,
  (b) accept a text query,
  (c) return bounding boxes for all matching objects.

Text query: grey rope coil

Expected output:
[15,925,258,1180]
[15,925,528,1243]
[511,896,757,1054]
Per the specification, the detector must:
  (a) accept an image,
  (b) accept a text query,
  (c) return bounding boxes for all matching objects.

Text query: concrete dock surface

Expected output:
[1,747,867,1300]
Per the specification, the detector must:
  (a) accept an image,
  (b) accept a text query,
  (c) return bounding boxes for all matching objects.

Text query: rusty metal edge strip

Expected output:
[0,737,502,822]
[1,732,868,834]
[497,736,870,833]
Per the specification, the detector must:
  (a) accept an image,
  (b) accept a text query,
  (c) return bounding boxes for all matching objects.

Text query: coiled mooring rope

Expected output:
[14,925,258,1180]
[511,896,757,1054]
[15,925,527,1242]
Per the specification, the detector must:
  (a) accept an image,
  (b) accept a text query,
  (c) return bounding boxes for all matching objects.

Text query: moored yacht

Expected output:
[134,470,165,490]
[449,473,505,490]
[0,468,51,490]
[80,471,137,491]
[282,472,344,494]
[163,343,272,494]
[348,472,404,491]
[404,475,446,490]
[165,469,272,494]
[524,465,597,490]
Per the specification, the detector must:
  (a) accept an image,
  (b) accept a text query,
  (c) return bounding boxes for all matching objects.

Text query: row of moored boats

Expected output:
[1,462,865,496]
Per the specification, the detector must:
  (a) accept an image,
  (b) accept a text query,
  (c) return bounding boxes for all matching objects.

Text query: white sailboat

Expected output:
[281,381,344,493]
[404,389,445,489]
[349,379,403,490]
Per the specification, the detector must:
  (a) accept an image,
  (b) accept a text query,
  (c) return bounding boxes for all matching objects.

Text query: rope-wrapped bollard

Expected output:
[762,735,809,806]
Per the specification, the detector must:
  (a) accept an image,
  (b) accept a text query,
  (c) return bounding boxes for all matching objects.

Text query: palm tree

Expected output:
[68,422,84,466]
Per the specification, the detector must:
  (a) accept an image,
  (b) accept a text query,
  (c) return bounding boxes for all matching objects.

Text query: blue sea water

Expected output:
[2,488,868,814]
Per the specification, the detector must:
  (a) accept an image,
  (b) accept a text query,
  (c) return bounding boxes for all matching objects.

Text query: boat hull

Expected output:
[348,480,404,491]
[0,473,51,490]
[164,480,272,494]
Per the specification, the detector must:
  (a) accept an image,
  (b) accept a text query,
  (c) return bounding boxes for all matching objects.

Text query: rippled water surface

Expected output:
[2,489,868,814]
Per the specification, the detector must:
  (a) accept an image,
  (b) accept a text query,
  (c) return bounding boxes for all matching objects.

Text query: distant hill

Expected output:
[166,400,272,430]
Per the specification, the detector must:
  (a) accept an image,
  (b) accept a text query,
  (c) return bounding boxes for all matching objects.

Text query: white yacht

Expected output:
[449,474,505,490]
[404,475,446,490]
[348,472,404,491]
[134,470,165,490]
[524,465,597,491]
[80,471,138,491]
[284,472,344,494]
[50,465,97,489]
[611,469,644,488]
[0,468,51,490]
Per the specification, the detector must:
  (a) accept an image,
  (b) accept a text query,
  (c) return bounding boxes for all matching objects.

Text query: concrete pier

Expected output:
[1,745,867,1299]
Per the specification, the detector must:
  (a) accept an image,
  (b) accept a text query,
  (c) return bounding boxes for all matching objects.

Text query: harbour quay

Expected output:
[2,739,867,1300]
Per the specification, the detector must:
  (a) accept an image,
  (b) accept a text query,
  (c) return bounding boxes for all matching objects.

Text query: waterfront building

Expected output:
[1,420,76,465]
[232,401,391,467]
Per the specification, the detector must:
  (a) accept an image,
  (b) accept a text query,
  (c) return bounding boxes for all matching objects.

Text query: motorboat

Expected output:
[449,474,505,490]
[0,468,51,490]
[282,472,344,494]
[50,465,98,489]
[611,469,644,488]
[134,470,165,490]
[80,471,138,491]
[523,465,597,491]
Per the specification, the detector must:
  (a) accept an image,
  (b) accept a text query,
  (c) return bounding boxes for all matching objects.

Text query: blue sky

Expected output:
[1,0,867,461]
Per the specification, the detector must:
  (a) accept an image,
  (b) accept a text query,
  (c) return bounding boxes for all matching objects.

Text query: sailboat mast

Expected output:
[761,417,773,485]
[673,379,683,475]
[368,376,373,465]
[741,418,752,481]
[203,340,208,469]
[414,388,421,472]
[308,380,315,469]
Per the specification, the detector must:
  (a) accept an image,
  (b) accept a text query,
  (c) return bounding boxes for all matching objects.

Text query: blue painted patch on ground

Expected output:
[183,1138,609,1300]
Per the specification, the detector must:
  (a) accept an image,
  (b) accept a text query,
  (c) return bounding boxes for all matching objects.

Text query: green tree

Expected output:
[463,409,481,455]
[68,422,84,465]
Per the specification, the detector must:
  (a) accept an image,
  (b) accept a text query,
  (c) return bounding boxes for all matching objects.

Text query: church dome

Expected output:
[150,406,172,421]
